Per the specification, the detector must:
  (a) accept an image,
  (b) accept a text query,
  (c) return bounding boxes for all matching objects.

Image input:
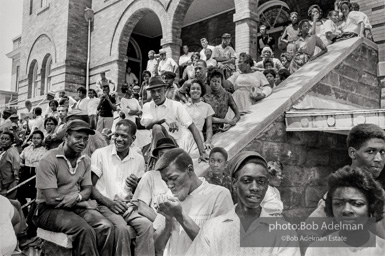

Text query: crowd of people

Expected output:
[0,0,382,255]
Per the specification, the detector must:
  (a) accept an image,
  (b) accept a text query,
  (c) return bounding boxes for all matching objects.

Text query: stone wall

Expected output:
[309,43,380,108]
[243,115,351,219]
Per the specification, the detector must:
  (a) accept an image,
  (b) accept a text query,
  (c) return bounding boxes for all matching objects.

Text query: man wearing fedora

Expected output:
[158,49,178,76]
[213,33,237,79]
[141,76,209,162]
[33,120,115,256]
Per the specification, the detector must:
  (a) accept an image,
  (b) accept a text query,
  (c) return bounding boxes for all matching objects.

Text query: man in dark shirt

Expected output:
[257,25,276,57]
[96,85,117,132]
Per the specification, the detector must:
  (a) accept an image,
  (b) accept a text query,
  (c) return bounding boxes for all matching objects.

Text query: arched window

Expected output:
[32,63,38,98]
[41,54,52,95]
[257,0,291,31]
[28,60,38,99]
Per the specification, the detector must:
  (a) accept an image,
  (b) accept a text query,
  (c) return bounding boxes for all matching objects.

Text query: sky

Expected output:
[0,0,23,91]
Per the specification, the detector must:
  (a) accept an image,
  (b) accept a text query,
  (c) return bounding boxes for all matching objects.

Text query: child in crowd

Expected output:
[206,147,236,202]
[320,10,341,46]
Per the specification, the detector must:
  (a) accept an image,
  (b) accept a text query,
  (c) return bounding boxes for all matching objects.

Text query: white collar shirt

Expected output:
[91,144,145,201]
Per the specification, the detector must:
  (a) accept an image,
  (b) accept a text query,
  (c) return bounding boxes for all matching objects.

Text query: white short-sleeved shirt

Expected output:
[199,45,216,61]
[74,98,89,115]
[179,52,193,66]
[146,59,159,77]
[158,58,178,74]
[0,195,17,256]
[91,144,145,201]
[88,98,100,115]
[158,180,233,256]
[120,98,141,122]
[206,58,217,68]
[184,101,215,133]
[343,11,372,35]
[213,45,236,60]
[141,98,193,142]
[125,72,138,85]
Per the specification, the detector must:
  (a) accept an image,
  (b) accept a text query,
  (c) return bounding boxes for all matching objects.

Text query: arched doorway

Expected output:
[28,60,38,99]
[41,53,52,95]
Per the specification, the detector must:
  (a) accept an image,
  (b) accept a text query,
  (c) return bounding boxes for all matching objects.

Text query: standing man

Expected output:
[146,50,159,77]
[96,85,117,133]
[178,45,192,76]
[213,33,236,79]
[32,120,115,256]
[199,38,215,61]
[257,25,276,56]
[158,49,178,76]
[91,119,154,256]
[141,76,208,161]
[125,65,138,86]
[74,87,89,117]
[96,72,116,96]
[154,148,233,256]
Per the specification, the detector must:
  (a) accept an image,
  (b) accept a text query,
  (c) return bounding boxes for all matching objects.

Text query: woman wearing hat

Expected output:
[186,151,300,256]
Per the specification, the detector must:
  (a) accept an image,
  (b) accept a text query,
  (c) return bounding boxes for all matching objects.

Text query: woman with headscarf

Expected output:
[305,166,385,255]
[289,19,328,73]
[226,53,271,118]
[254,47,284,71]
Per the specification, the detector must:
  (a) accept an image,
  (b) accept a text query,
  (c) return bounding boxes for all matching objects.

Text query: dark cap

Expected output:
[3,109,12,114]
[228,151,267,178]
[163,71,176,79]
[146,76,167,90]
[9,114,19,119]
[153,137,178,157]
[222,33,231,38]
[66,120,95,135]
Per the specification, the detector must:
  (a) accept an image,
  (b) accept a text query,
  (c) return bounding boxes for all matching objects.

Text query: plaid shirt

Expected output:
[20,144,48,168]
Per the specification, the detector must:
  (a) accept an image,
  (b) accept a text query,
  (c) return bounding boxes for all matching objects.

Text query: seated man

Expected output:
[141,76,208,161]
[154,148,233,256]
[186,151,300,256]
[32,120,114,256]
[91,119,154,256]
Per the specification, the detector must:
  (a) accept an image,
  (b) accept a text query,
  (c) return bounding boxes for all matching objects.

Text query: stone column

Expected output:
[233,10,259,59]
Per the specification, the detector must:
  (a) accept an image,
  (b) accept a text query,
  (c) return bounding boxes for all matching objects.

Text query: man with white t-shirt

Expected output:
[157,49,178,75]
[199,38,215,61]
[153,148,233,256]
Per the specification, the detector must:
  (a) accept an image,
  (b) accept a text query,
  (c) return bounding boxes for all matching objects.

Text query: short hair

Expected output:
[34,107,42,116]
[278,69,291,81]
[49,100,59,108]
[200,38,208,42]
[195,59,207,68]
[190,52,200,61]
[148,50,155,55]
[263,68,276,78]
[339,0,351,11]
[308,4,323,17]
[263,59,274,69]
[155,148,193,172]
[328,10,339,18]
[77,87,87,94]
[186,79,207,97]
[115,119,137,136]
[347,124,385,149]
[142,70,151,78]
[208,68,223,81]
[267,161,283,176]
[102,84,110,90]
[209,147,228,161]
[204,48,212,54]
[324,166,384,222]
[88,89,98,98]
[298,19,311,37]
[239,52,254,67]
[44,116,58,128]
[32,130,44,140]
[1,131,14,142]
[351,2,360,11]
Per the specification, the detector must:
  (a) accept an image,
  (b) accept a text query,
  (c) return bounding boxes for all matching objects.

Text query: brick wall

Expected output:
[309,43,380,108]
[243,115,351,219]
